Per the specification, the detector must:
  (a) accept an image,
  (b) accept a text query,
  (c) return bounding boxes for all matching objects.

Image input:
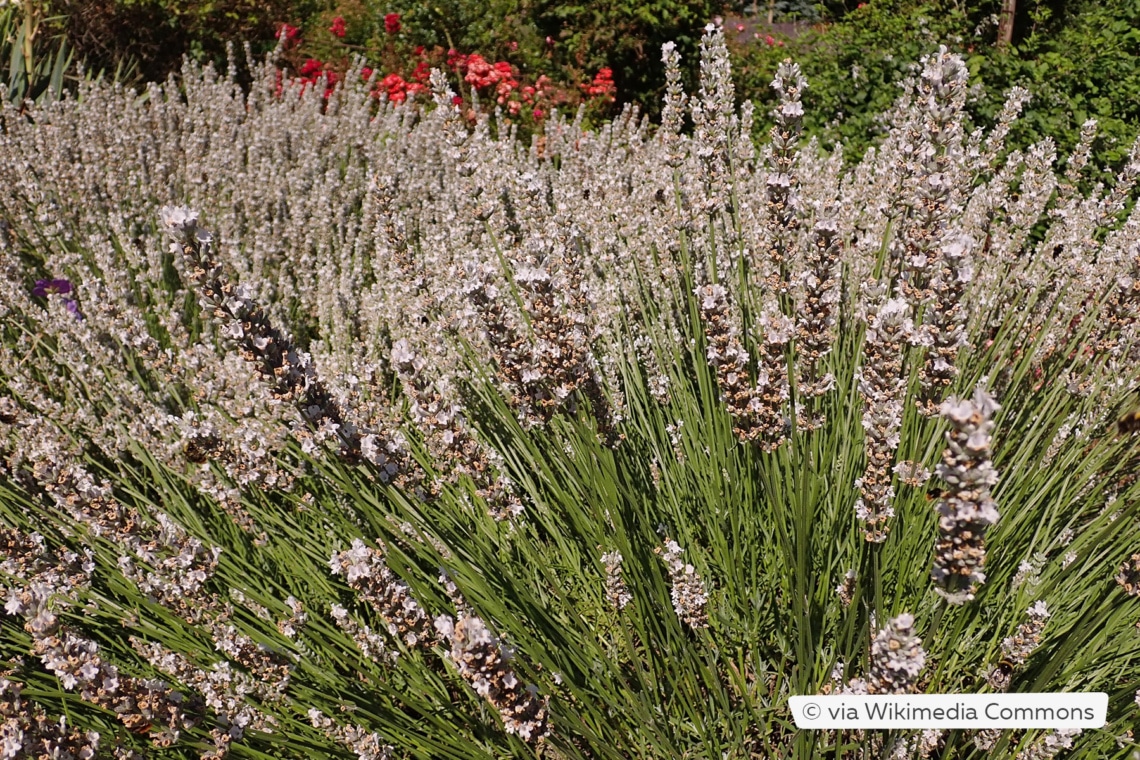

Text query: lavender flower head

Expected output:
[601,550,632,611]
[439,615,551,743]
[656,538,709,628]
[988,601,1050,690]
[1115,554,1140,597]
[854,296,911,542]
[660,41,687,150]
[159,205,201,239]
[932,386,1001,603]
[867,613,926,694]
[158,205,382,464]
[690,23,734,213]
[329,539,434,648]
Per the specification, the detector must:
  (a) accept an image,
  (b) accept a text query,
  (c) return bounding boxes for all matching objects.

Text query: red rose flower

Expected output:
[384,13,401,34]
[329,16,346,37]
[277,23,301,45]
[464,54,492,88]
[323,70,340,99]
[381,73,407,103]
[583,68,615,101]
[299,58,324,78]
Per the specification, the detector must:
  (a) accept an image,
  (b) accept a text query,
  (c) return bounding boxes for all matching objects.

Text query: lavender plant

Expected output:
[1,28,1140,760]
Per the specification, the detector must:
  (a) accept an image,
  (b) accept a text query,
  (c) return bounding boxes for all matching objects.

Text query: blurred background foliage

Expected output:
[4,0,1138,164]
[1,0,72,106]
[732,0,1140,168]
[52,0,317,83]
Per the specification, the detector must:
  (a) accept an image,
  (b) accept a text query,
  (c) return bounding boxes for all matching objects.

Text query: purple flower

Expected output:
[32,278,73,297]
[63,298,84,320]
[31,278,82,319]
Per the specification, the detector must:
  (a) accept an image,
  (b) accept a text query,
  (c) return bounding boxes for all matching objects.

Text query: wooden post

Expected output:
[997,0,1016,48]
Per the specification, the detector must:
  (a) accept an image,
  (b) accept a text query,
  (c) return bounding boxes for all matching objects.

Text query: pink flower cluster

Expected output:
[447,52,553,120]
[457,53,516,96]
[753,33,785,47]
[520,76,553,119]
[378,73,427,104]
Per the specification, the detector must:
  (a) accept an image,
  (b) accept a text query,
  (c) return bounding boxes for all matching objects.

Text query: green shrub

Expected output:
[730,0,1140,168]
[529,0,718,116]
[730,1,969,161]
[55,0,317,83]
[967,0,1140,167]
[368,0,543,71]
